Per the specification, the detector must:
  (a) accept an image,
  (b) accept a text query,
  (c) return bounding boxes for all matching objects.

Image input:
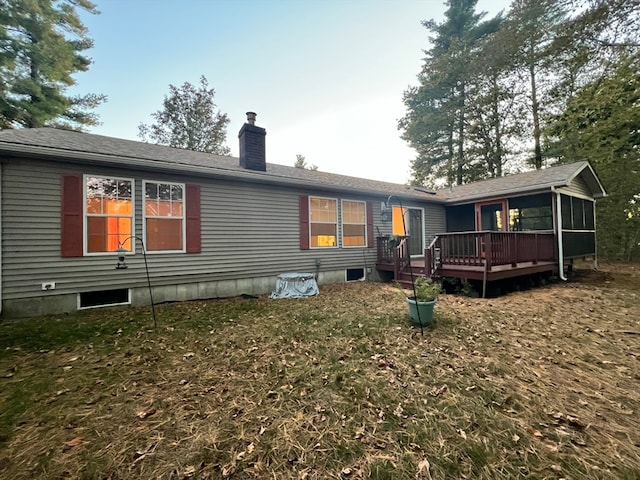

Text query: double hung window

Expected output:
[85,176,133,253]
[342,200,367,247]
[144,181,185,252]
[310,197,337,247]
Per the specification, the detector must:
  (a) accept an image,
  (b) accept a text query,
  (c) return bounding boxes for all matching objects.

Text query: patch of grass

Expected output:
[0,386,34,443]
[367,459,398,479]
[0,310,138,358]
[0,271,639,479]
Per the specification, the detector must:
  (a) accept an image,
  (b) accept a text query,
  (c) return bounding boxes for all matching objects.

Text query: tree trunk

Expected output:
[447,126,454,187]
[492,75,502,177]
[457,83,465,185]
[529,44,543,170]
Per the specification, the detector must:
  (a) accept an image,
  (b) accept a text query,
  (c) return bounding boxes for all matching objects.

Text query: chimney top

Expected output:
[238,112,266,172]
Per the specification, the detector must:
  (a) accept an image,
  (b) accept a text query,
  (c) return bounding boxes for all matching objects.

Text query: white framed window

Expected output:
[341,199,367,247]
[84,176,134,254]
[143,181,185,252]
[309,196,338,248]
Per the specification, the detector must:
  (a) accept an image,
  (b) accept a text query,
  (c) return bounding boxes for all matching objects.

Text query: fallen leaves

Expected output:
[1,265,639,479]
[62,437,86,452]
[416,458,432,479]
[136,408,157,419]
[429,385,448,397]
[235,442,255,461]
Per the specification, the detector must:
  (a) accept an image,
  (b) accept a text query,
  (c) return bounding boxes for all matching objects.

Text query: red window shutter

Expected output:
[366,201,374,248]
[61,174,83,257]
[185,184,201,253]
[299,195,309,250]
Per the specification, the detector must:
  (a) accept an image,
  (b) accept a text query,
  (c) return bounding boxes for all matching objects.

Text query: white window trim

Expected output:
[142,180,187,254]
[341,199,368,248]
[309,195,339,249]
[83,174,135,256]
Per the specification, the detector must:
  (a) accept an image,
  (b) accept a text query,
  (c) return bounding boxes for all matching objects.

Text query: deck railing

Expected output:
[377,235,410,279]
[426,231,557,274]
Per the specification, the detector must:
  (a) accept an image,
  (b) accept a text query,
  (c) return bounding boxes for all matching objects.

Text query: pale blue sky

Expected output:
[74,0,510,184]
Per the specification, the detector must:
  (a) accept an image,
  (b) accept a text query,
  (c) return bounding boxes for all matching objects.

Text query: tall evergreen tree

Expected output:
[465,23,524,178]
[138,76,231,155]
[0,0,105,130]
[563,0,640,52]
[400,0,501,186]
[505,0,567,169]
[546,58,640,260]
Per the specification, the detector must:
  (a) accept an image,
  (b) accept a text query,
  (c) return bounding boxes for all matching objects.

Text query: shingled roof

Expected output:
[436,161,606,203]
[0,128,438,202]
[0,128,606,204]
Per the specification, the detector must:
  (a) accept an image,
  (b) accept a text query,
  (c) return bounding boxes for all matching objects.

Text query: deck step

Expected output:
[395,272,430,289]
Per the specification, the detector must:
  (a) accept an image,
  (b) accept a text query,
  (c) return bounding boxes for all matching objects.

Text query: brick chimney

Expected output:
[238,111,266,171]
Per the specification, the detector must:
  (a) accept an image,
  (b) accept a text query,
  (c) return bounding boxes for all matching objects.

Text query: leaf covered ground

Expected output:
[0,262,638,479]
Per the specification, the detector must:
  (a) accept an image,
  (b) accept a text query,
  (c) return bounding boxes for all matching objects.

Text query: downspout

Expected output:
[552,187,567,281]
[593,201,599,270]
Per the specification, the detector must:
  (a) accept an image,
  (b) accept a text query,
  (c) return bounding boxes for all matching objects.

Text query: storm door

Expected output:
[392,206,424,257]
[407,208,424,256]
[392,206,425,256]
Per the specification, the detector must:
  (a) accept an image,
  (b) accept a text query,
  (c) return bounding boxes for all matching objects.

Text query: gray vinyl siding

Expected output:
[2,158,445,304]
[3,159,66,298]
[558,175,592,198]
[424,203,446,244]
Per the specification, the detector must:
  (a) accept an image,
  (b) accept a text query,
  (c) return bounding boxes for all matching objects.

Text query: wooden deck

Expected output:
[434,260,557,281]
[376,232,558,293]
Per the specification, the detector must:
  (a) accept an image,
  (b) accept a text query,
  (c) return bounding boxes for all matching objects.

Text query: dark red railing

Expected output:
[425,231,557,274]
[377,235,410,279]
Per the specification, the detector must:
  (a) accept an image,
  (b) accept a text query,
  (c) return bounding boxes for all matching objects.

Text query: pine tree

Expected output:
[400,0,501,186]
[546,58,640,260]
[0,0,105,130]
[294,154,318,171]
[505,0,567,169]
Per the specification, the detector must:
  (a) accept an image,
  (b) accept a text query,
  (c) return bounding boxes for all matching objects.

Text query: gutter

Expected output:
[444,184,567,206]
[552,186,567,281]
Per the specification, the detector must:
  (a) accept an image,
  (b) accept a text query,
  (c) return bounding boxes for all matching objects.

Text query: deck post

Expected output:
[482,262,488,298]
[484,232,492,271]
[483,232,492,298]
[425,247,432,277]
[393,245,400,280]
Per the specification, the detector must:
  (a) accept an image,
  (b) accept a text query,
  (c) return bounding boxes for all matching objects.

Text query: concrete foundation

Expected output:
[2,269,373,318]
